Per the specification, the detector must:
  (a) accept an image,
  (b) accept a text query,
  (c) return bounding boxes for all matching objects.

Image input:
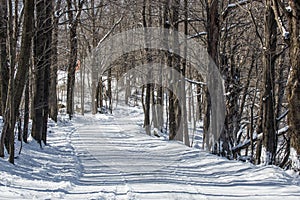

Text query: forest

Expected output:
[0,0,299,174]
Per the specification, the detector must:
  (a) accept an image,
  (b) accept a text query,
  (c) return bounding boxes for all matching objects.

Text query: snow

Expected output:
[1,104,300,199]
[227,0,249,8]
[291,148,300,172]
[278,126,289,135]
[283,30,290,40]
[188,32,207,39]
[286,6,292,13]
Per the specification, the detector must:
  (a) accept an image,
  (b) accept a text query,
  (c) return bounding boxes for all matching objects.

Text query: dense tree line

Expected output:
[0,0,299,172]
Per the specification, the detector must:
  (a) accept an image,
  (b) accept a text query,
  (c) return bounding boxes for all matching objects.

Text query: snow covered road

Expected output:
[0,105,300,199]
[67,106,300,199]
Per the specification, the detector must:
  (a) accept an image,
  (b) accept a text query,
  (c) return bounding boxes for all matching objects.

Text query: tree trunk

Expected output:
[107,68,112,114]
[169,0,182,141]
[182,0,190,146]
[142,0,151,135]
[286,0,300,158]
[80,59,85,115]
[262,0,277,165]
[23,78,29,143]
[0,0,9,116]
[204,0,219,152]
[91,0,98,115]
[49,0,62,122]
[7,0,16,163]
[67,0,84,119]
[32,0,52,145]
[42,0,53,145]
[1,0,34,163]
[0,0,8,157]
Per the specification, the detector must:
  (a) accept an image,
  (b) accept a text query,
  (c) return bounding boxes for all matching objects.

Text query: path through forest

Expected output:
[67,105,300,199]
[0,104,299,199]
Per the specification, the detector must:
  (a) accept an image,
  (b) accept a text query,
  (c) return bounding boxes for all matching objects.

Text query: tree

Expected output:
[49,0,62,122]
[169,0,182,141]
[31,0,53,145]
[142,0,152,135]
[204,0,219,152]
[261,0,277,165]
[286,0,300,160]
[0,0,9,116]
[0,0,34,163]
[66,0,84,119]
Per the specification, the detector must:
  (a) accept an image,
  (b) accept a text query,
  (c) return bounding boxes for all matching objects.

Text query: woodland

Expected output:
[0,0,299,173]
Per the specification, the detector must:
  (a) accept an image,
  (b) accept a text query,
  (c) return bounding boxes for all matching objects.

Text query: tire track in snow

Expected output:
[68,107,300,199]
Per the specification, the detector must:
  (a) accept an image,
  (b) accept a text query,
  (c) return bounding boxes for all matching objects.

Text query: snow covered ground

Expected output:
[0,104,300,199]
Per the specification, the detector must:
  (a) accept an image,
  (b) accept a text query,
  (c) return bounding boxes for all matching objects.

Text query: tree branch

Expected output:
[271,0,290,40]
[96,16,123,48]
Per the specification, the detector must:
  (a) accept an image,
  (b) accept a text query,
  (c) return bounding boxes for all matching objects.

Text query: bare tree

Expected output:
[0,0,9,116]
[66,0,84,119]
[31,0,53,145]
[0,0,34,163]
[286,0,300,160]
[49,0,62,122]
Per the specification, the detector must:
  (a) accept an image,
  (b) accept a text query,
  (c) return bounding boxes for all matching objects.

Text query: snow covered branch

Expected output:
[222,0,252,20]
[96,16,123,48]
[188,32,207,39]
[185,78,207,86]
[271,0,290,40]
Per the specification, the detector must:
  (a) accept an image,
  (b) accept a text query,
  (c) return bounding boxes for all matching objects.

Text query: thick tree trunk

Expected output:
[67,0,83,119]
[49,0,62,122]
[42,0,53,145]
[32,0,52,145]
[7,0,16,163]
[286,0,300,157]
[262,0,277,165]
[142,0,151,135]
[169,0,182,141]
[204,0,219,152]
[183,0,190,146]
[67,25,77,119]
[0,0,8,158]
[1,0,34,163]
[0,0,9,116]
[91,0,98,115]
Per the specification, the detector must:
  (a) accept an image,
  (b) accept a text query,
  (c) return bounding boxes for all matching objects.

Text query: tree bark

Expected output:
[182,0,190,146]
[67,0,84,119]
[169,0,182,141]
[23,78,29,143]
[42,0,53,145]
[49,0,62,122]
[1,0,34,163]
[0,0,8,158]
[0,0,9,116]
[91,0,99,115]
[142,0,151,135]
[262,0,277,165]
[204,0,219,152]
[32,0,52,145]
[286,0,300,157]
